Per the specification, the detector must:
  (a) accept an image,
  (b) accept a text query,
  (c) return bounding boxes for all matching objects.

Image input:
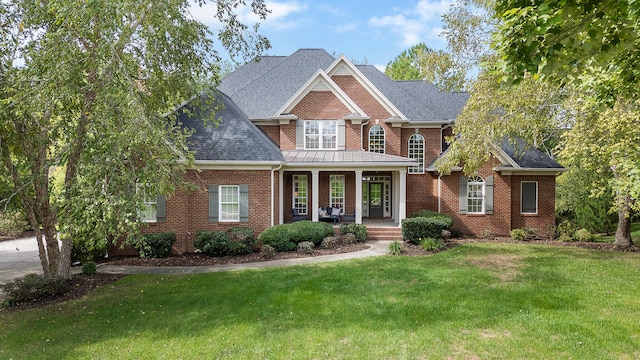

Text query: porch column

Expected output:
[311,170,319,221]
[398,169,407,227]
[355,170,363,224]
[278,170,284,224]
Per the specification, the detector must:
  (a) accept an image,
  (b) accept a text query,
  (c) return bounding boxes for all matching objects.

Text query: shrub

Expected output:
[339,223,367,242]
[510,229,527,241]
[288,221,334,245]
[194,231,231,257]
[226,227,257,256]
[297,241,314,253]
[126,232,175,258]
[556,220,578,241]
[260,244,276,259]
[0,210,29,237]
[407,210,454,229]
[421,237,445,251]
[388,241,403,255]
[558,234,573,242]
[575,228,595,242]
[402,217,450,245]
[342,233,357,244]
[258,224,297,252]
[81,261,97,275]
[1,274,66,307]
[320,236,337,249]
[522,227,538,240]
[72,235,108,263]
[480,229,495,240]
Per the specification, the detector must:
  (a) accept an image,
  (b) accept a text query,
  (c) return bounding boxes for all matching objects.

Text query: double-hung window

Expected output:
[219,185,240,222]
[305,120,337,150]
[330,175,345,210]
[467,175,485,214]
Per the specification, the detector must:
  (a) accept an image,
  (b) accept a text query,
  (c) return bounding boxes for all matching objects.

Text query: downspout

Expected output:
[438,174,442,213]
[271,163,283,227]
[360,119,371,151]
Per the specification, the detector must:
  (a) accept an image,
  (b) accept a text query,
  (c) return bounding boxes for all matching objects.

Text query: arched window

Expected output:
[408,134,424,174]
[368,125,385,154]
[467,175,484,214]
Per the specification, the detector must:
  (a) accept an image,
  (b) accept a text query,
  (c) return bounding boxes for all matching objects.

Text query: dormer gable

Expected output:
[326,55,407,120]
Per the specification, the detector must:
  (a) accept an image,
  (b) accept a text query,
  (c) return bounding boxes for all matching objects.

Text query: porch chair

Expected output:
[291,208,308,222]
[329,207,341,224]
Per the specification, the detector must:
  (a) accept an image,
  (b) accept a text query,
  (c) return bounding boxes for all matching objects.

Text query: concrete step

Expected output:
[366,227,403,241]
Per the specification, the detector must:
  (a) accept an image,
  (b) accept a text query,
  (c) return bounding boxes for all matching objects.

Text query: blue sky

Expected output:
[192,0,454,70]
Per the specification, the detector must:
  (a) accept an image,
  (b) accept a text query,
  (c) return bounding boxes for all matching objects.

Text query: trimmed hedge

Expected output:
[126,232,175,258]
[407,209,454,229]
[258,221,335,252]
[339,223,367,243]
[194,227,256,257]
[401,217,449,245]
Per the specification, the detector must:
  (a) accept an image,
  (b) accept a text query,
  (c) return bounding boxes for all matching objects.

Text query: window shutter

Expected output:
[459,176,468,214]
[337,119,346,150]
[296,120,304,149]
[208,184,218,222]
[485,175,494,215]
[239,184,249,222]
[156,194,166,223]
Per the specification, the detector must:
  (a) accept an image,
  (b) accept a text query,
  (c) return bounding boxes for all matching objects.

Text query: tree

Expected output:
[384,43,467,91]
[0,0,271,279]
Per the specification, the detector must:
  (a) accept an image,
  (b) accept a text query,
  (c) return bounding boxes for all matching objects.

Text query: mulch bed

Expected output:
[2,236,639,313]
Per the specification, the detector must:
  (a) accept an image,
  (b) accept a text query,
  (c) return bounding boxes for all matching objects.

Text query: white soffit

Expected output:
[326,55,407,120]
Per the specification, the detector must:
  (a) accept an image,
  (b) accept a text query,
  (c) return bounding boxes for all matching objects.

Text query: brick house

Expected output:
[142,49,564,253]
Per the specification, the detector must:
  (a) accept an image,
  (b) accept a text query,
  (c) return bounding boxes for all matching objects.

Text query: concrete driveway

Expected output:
[0,237,43,283]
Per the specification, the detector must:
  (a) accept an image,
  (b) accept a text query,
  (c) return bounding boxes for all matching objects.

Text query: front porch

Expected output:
[335,218,403,241]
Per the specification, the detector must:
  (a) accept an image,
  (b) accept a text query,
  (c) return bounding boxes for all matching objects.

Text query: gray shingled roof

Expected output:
[218,49,336,119]
[176,92,283,162]
[500,138,564,169]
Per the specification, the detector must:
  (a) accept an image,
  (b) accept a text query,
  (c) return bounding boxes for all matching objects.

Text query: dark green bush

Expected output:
[401,217,449,244]
[195,231,230,256]
[1,274,66,307]
[258,224,297,252]
[81,261,97,275]
[72,236,108,263]
[339,223,367,243]
[407,209,454,229]
[227,227,257,255]
[288,221,334,245]
[510,229,526,241]
[126,232,175,258]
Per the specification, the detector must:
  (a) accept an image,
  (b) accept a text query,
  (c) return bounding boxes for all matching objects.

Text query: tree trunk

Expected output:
[613,195,633,247]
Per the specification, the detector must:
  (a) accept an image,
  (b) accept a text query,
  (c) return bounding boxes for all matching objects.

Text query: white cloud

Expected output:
[415,0,455,21]
[368,14,425,47]
[190,1,307,31]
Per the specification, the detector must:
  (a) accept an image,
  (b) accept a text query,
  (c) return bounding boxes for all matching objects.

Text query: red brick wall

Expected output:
[511,175,556,237]
[257,125,280,147]
[291,91,350,119]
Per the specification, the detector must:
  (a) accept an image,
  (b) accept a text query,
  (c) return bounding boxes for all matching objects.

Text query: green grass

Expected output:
[2,243,640,359]
[594,222,640,242]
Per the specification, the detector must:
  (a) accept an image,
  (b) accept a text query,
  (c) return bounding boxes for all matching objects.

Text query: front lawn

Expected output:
[2,243,640,359]
[594,222,640,242]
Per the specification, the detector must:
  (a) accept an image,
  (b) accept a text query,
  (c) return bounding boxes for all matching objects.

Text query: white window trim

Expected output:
[304,120,338,150]
[408,133,425,174]
[293,174,308,215]
[368,125,385,154]
[136,183,157,223]
[329,175,345,212]
[219,185,240,222]
[521,181,539,215]
[467,175,485,214]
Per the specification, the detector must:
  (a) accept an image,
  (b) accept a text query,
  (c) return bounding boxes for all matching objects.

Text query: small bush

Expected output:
[194,231,231,256]
[1,274,66,307]
[320,236,337,249]
[227,227,257,255]
[297,241,314,253]
[557,220,578,241]
[342,233,357,244]
[522,227,538,240]
[480,229,495,240]
[258,224,297,252]
[260,244,276,259]
[72,235,108,263]
[421,237,445,251]
[81,261,97,275]
[510,228,527,241]
[575,228,595,242]
[402,217,450,245]
[407,210,454,229]
[339,223,367,243]
[558,234,573,242]
[126,232,175,258]
[0,210,29,238]
[388,241,403,255]
[258,221,334,252]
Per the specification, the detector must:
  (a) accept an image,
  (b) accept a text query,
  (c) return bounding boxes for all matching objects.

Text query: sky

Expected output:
[191,0,455,71]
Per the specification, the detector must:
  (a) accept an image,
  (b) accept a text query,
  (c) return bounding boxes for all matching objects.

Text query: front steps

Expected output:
[365,227,403,241]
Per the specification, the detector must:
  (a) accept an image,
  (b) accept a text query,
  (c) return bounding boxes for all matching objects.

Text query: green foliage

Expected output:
[510,229,526,241]
[320,236,337,249]
[575,228,595,242]
[407,209,454,229]
[480,229,495,240]
[257,224,297,252]
[557,220,578,242]
[194,229,256,257]
[402,217,450,245]
[259,221,335,252]
[388,241,403,255]
[81,261,97,275]
[126,232,176,258]
[342,233,357,244]
[0,210,29,237]
[339,223,367,243]
[71,235,108,263]
[421,237,446,251]
[260,244,275,259]
[297,241,314,254]
[1,274,66,307]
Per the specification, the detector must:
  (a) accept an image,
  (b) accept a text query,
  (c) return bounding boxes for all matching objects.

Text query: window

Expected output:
[305,120,337,150]
[293,175,308,215]
[408,134,424,174]
[467,175,484,214]
[141,194,157,223]
[219,185,240,222]
[330,175,345,211]
[368,125,385,153]
[137,184,165,223]
[521,181,538,214]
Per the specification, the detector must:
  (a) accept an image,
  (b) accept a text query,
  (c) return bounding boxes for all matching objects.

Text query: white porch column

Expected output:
[355,170,363,224]
[311,170,319,221]
[398,169,407,227]
[278,170,284,224]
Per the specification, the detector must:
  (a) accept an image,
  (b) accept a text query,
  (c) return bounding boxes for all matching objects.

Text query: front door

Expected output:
[369,182,383,218]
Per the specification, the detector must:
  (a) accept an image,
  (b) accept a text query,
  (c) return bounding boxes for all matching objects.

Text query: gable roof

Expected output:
[176,92,283,162]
